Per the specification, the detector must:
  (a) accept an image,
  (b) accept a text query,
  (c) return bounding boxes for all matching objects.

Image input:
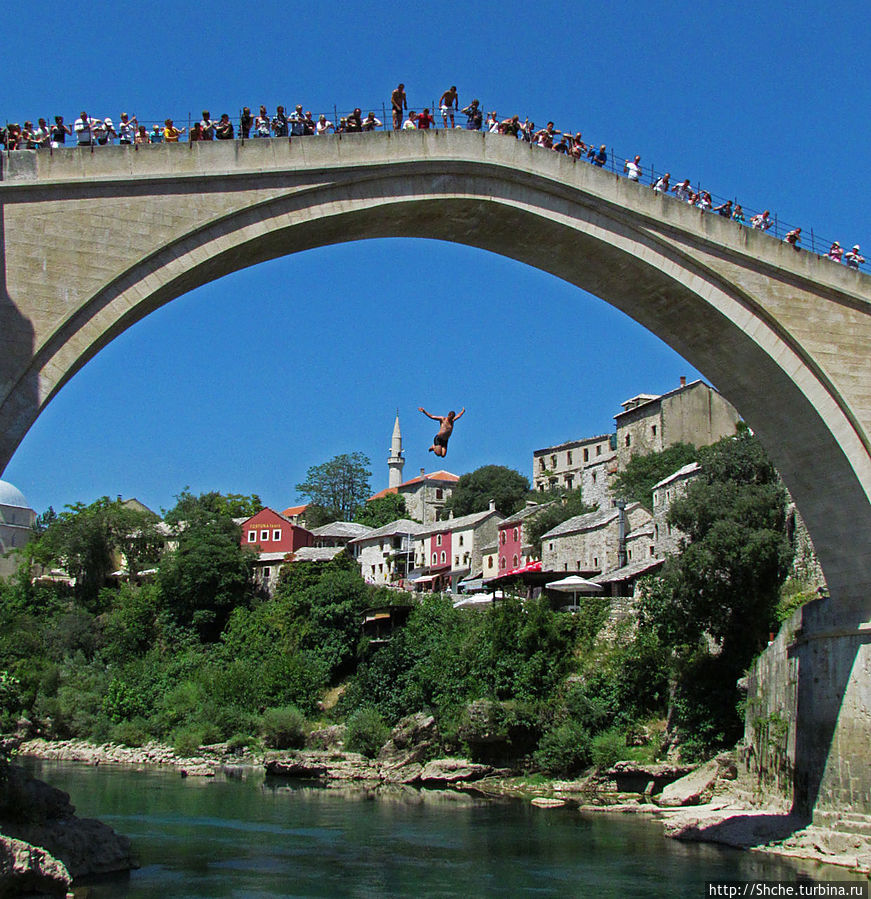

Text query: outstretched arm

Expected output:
[418,407,440,421]
[453,407,466,421]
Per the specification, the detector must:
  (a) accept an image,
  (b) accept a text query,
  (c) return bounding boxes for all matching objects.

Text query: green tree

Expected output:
[32,497,162,608]
[638,430,793,755]
[444,465,530,518]
[157,497,254,641]
[354,493,411,528]
[295,453,372,522]
[610,443,700,512]
[163,489,262,525]
[523,489,595,555]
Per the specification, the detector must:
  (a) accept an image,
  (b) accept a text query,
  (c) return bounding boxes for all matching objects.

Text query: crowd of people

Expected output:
[2,85,864,269]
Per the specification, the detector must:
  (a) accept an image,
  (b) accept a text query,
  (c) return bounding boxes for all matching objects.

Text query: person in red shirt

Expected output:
[416,108,435,130]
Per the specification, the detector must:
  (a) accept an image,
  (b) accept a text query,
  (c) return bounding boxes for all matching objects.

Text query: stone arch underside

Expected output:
[2,156,871,612]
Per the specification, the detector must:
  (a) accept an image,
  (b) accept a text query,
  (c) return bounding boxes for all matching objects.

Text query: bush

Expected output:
[110,718,150,747]
[533,721,591,776]
[345,708,389,758]
[590,727,626,769]
[172,725,207,758]
[260,706,307,749]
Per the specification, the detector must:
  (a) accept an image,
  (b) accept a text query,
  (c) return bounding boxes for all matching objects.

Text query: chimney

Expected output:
[616,499,628,568]
[680,375,687,388]
[420,467,425,477]
[489,500,496,512]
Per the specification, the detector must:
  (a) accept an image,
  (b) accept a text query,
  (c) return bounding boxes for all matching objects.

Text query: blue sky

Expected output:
[4,0,869,516]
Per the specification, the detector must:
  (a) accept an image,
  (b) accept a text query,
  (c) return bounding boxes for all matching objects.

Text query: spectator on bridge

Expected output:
[732,204,746,224]
[254,106,270,137]
[215,114,234,140]
[150,124,163,143]
[135,125,150,144]
[162,118,185,142]
[671,178,692,201]
[94,118,117,146]
[439,86,458,129]
[568,133,586,157]
[592,144,608,167]
[486,111,499,133]
[653,172,670,192]
[845,245,865,269]
[74,112,99,147]
[189,122,205,142]
[461,99,482,130]
[402,111,418,130]
[21,122,38,150]
[534,121,559,145]
[785,227,801,249]
[346,109,364,133]
[117,113,137,145]
[6,124,22,150]
[696,191,712,212]
[240,107,253,139]
[290,105,306,137]
[272,106,289,138]
[751,209,773,230]
[391,83,407,131]
[362,111,382,131]
[302,111,316,135]
[712,199,733,218]
[34,119,51,148]
[827,242,844,263]
[316,114,334,135]
[416,107,435,130]
[624,155,642,181]
[200,112,215,140]
[50,116,72,148]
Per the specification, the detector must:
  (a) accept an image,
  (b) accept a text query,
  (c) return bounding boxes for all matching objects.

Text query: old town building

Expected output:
[350,518,427,586]
[0,480,36,580]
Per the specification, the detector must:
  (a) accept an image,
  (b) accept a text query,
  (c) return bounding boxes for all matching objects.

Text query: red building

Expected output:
[240,508,314,554]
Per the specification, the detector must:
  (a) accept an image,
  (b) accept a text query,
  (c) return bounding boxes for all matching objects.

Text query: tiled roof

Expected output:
[541,506,620,539]
[350,519,428,543]
[369,470,459,502]
[653,462,701,491]
[500,501,555,526]
[595,557,665,583]
[418,507,503,537]
[293,546,346,562]
[533,434,613,455]
[310,521,374,539]
[282,504,309,517]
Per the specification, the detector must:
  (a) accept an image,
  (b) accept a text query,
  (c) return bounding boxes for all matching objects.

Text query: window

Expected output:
[378,564,383,573]
[593,556,598,567]
[567,451,572,464]
[513,554,518,567]
[436,534,442,546]
[432,553,437,565]
[625,434,631,447]
[549,542,554,552]
[500,532,506,544]
[596,445,602,456]
[592,472,597,484]
[436,488,443,500]
[564,563,568,571]
[440,551,446,564]
[628,550,633,560]
[372,565,377,575]
[650,546,655,556]
[273,529,281,541]
[248,531,257,543]
[263,567,271,579]
[500,557,506,569]
[565,475,573,489]
[651,424,657,437]
[551,455,557,469]
[583,448,589,462]
[513,528,519,542]
[261,529,269,541]
[539,458,546,471]
[488,557,494,569]
[459,535,464,546]
[655,524,659,540]
[455,555,459,566]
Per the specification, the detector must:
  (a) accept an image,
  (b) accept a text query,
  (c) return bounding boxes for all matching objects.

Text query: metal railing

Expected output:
[2,98,865,271]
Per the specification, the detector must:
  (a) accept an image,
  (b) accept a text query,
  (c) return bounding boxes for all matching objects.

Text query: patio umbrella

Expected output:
[545,574,604,609]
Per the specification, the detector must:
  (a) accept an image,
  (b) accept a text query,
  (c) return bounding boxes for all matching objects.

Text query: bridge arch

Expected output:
[2,130,870,611]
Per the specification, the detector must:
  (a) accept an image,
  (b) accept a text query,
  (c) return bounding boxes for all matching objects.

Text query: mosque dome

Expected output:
[0,480,29,509]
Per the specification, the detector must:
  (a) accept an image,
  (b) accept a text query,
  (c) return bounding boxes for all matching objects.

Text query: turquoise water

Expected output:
[24,760,861,897]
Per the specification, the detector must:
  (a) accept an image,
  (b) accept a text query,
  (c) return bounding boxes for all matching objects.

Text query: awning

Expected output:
[484,559,543,582]
[412,574,436,583]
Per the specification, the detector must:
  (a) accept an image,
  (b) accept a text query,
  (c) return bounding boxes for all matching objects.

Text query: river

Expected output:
[23,759,864,897]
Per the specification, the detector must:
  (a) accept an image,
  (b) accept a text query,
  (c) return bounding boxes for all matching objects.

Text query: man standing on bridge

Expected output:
[392,84,407,130]
[419,407,465,458]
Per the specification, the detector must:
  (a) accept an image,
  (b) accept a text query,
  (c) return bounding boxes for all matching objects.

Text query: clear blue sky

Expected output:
[4,0,869,517]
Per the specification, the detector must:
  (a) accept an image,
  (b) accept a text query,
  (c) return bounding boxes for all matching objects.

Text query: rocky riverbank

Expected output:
[11,720,871,880]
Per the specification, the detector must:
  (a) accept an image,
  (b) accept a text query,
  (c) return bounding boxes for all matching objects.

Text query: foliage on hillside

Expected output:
[523,489,595,555]
[295,453,372,522]
[609,443,699,512]
[354,493,412,528]
[444,466,530,518]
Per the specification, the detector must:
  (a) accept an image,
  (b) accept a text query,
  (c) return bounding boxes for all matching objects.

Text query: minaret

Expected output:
[388,412,405,488]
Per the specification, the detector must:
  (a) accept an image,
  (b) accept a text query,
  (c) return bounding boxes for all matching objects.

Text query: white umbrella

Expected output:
[545,574,603,609]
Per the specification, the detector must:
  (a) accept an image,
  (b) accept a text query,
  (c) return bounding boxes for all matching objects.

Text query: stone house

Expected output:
[0,479,36,580]
[615,377,741,470]
[651,461,700,557]
[532,434,617,509]
[540,502,653,577]
[309,521,373,549]
[350,518,427,587]
[368,469,459,525]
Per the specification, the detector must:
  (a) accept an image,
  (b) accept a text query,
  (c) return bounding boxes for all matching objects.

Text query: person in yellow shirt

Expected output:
[162,118,186,143]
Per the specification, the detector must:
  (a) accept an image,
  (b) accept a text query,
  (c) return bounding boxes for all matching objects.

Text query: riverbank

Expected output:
[12,734,871,879]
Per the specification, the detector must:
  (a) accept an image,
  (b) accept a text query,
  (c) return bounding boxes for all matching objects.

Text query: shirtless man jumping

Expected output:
[419,406,465,457]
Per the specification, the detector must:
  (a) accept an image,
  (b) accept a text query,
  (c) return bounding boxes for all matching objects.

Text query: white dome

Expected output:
[0,480,29,509]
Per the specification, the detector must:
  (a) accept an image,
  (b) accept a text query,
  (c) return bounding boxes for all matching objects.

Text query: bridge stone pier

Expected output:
[1,130,870,819]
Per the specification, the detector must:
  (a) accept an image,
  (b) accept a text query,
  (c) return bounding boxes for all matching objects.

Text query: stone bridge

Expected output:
[1,129,869,818]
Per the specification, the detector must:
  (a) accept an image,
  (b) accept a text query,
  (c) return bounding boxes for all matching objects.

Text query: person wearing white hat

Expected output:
[827,241,843,263]
[95,117,117,146]
[844,245,865,269]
